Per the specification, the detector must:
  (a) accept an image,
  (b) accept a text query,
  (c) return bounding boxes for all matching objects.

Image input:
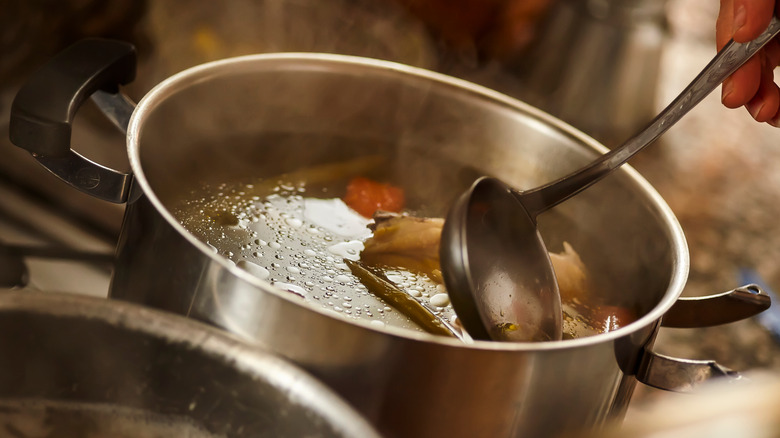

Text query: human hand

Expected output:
[717,0,780,126]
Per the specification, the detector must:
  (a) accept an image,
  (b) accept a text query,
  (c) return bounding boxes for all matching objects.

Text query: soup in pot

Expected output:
[172,159,635,341]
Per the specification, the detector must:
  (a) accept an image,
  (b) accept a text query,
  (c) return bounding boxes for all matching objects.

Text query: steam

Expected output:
[140,0,438,88]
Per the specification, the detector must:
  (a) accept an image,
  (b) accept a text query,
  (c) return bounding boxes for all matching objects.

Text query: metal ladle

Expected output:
[441,17,780,342]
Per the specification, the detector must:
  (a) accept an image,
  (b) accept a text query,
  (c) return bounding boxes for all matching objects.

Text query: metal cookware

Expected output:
[8,39,771,437]
[0,290,380,437]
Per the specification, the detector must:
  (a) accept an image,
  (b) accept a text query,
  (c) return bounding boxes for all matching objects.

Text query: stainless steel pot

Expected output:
[9,39,771,437]
[0,290,380,437]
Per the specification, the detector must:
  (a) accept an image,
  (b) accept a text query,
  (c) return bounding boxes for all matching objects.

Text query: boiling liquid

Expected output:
[174,180,457,335]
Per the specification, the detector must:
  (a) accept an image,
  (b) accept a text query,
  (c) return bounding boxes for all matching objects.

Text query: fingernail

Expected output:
[734,4,747,33]
[721,78,734,102]
[747,100,765,120]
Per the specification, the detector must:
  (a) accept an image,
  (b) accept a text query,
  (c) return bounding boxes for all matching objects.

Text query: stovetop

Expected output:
[0,176,114,297]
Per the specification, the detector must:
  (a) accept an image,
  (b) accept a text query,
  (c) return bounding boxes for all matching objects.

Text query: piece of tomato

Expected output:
[343,177,405,218]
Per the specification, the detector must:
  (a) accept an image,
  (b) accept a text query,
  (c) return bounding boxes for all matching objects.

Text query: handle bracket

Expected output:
[637,351,743,392]
[9,38,137,204]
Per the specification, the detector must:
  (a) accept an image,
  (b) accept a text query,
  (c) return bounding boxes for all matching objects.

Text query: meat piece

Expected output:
[361,213,444,282]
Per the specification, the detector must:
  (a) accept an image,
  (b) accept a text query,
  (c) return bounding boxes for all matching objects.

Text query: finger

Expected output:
[751,39,780,121]
[722,54,763,107]
[718,0,737,102]
[745,59,780,122]
[732,0,775,42]
[764,1,780,126]
[769,101,780,127]
[717,0,735,49]
[765,37,780,67]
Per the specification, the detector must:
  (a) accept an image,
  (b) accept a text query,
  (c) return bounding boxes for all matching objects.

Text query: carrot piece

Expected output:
[343,177,405,218]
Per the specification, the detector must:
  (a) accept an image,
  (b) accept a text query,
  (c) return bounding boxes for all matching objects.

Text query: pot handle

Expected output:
[9,38,137,203]
[637,351,744,392]
[635,283,769,391]
[661,283,770,328]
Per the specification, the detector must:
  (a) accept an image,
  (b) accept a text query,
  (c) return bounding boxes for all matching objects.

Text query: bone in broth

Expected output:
[173,169,633,341]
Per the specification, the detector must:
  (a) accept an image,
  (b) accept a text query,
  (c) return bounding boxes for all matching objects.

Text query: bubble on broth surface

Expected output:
[174,180,456,334]
[237,259,271,280]
[430,293,450,308]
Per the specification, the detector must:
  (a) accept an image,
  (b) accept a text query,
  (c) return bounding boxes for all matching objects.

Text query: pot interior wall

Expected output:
[134,56,680,324]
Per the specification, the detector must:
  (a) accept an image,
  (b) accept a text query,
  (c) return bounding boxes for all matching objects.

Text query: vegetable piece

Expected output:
[343,177,405,218]
[345,259,458,338]
[361,212,444,282]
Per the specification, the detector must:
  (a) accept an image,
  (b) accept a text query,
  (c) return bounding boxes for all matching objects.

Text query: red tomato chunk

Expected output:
[343,177,405,218]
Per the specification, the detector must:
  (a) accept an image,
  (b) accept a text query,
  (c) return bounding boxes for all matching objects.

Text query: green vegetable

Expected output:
[345,259,457,338]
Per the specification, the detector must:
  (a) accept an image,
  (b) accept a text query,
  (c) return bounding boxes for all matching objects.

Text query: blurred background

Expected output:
[2,0,780,428]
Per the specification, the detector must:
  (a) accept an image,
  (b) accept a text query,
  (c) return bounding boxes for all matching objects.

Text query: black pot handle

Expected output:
[9,38,137,203]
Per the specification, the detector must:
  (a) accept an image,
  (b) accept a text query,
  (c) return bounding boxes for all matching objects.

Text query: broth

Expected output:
[173,175,458,335]
[172,169,632,340]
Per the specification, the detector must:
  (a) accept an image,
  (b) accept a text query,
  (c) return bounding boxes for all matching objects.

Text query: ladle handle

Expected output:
[520,16,780,216]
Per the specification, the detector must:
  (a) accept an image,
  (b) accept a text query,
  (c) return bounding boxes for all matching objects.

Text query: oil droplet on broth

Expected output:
[173,179,455,334]
[430,293,450,308]
[272,281,307,298]
[327,240,365,261]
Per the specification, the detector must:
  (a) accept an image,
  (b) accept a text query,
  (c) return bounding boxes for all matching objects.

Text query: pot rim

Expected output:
[126,52,690,351]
